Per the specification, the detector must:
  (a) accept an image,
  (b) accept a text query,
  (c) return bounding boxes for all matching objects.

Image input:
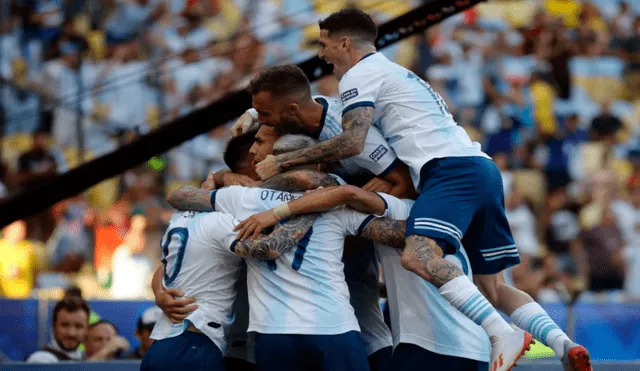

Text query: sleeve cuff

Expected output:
[342,101,375,114]
[357,214,377,236]
[373,192,389,217]
[229,239,239,252]
[378,158,401,177]
[210,190,217,211]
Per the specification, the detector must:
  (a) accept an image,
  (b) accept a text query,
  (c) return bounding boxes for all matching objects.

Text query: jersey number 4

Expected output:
[161,228,189,286]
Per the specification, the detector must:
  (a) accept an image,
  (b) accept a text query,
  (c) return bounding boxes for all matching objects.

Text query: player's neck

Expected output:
[351,47,377,66]
[300,99,324,134]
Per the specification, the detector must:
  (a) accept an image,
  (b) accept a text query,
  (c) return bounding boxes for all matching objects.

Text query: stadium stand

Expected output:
[0,0,638,368]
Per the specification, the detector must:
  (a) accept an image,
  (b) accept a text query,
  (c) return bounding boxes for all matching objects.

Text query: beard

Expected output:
[278,115,304,135]
[54,333,81,352]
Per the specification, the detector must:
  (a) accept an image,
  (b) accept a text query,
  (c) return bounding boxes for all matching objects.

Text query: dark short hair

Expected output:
[319,8,378,45]
[249,64,311,99]
[52,296,91,325]
[89,320,119,334]
[224,128,259,172]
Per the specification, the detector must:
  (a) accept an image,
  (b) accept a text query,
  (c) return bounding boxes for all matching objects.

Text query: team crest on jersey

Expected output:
[341,88,359,102]
[369,145,388,163]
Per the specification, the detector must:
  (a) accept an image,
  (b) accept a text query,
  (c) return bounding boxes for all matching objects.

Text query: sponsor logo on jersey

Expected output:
[369,145,388,163]
[340,88,359,102]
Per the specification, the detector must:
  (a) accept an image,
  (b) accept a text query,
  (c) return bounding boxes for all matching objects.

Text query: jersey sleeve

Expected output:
[199,212,241,253]
[349,127,400,176]
[376,193,413,220]
[338,209,379,237]
[338,63,383,114]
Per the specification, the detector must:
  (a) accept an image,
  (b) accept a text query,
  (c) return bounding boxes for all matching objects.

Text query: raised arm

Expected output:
[233,214,318,259]
[234,185,386,240]
[259,169,340,191]
[359,218,407,249]
[255,106,373,179]
[167,186,214,212]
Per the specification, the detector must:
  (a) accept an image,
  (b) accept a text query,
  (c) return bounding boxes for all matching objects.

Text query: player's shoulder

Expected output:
[26,351,60,363]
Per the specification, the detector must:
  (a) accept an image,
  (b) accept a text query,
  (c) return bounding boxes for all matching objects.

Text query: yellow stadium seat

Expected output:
[513,170,545,209]
[87,30,106,62]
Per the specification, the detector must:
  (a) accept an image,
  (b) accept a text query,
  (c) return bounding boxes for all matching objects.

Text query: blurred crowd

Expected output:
[0,0,639,304]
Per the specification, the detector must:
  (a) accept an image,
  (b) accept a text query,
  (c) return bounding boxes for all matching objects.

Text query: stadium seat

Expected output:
[86,178,121,210]
[513,170,546,209]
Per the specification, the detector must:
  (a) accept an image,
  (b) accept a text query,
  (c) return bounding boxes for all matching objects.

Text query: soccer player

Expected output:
[168,133,411,371]
[237,184,492,371]
[143,186,316,370]
[184,124,397,370]
[253,9,591,371]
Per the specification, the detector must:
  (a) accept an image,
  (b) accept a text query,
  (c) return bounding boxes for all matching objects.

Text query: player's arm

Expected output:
[259,169,340,192]
[359,218,407,249]
[233,214,318,259]
[234,185,386,240]
[257,106,373,179]
[167,186,214,212]
[151,266,198,323]
[364,162,417,199]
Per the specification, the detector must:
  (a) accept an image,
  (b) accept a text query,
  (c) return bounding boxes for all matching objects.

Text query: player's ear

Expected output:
[287,103,299,115]
[341,36,350,51]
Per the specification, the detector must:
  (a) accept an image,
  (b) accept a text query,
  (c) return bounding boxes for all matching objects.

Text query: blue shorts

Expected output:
[141,331,225,371]
[254,331,369,371]
[406,156,520,274]
[391,343,488,371]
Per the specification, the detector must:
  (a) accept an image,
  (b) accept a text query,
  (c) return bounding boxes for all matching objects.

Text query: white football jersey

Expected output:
[375,193,490,361]
[150,211,243,353]
[338,53,489,190]
[313,95,400,180]
[314,95,394,353]
[212,186,380,335]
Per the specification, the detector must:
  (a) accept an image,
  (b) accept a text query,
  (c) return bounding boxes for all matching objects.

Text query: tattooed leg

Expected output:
[400,235,463,288]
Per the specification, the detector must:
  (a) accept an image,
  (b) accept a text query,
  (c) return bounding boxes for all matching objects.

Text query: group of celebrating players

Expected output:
[140,8,593,371]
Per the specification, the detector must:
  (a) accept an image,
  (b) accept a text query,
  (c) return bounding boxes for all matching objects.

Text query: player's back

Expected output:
[211,186,377,335]
[338,52,489,188]
[151,210,242,352]
[375,194,490,362]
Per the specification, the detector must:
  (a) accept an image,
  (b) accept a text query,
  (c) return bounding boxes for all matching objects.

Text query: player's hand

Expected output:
[155,287,198,324]
[201,172,217,190]
[256,155,283,180]
[230,111,257,137]
[362,177,394,193]
[234,210,279,241]
[222,173,258,187]
[105,336,131,354]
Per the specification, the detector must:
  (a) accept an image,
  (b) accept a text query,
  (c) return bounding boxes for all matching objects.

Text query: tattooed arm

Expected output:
[256,107,373,179]
[259,170,339,192]
[233,214,318,260]
[360,218,406,249]
[167,186,213,212]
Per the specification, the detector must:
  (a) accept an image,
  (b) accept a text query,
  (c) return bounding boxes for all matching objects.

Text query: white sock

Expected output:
[510,302,569,359]
[440,276,514,338]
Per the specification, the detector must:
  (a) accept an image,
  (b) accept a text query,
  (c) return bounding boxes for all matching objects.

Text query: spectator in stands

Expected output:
[580,205,626,293]
[110,214,153,299]
[47,195,94,273]
[506,189,540,258]
[590,101,624,143]
[623,185,640,299]
[26,296,90,363]
[129,306,161,359]
[104,0,165,45]
[84,320,130,361]
[15,131,57,189]
[0,220,37,298]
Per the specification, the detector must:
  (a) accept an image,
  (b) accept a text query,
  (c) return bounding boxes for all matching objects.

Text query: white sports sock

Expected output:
[510,302,569,359]
[440,276,514,338]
